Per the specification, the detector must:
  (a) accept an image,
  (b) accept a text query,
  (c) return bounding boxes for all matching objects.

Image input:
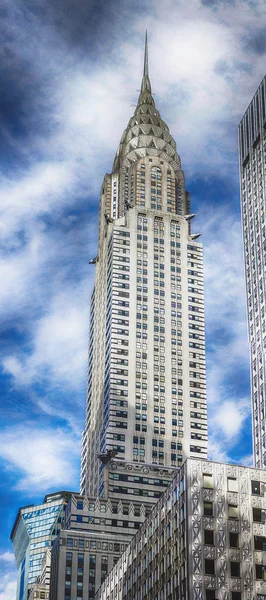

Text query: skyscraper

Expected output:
[239,78,266,468]
[80,34,207,498]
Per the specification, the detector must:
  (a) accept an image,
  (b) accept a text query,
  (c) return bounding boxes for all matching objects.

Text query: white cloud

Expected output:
[0,554,15,565]
[238,453,253,468]
[3,283,89,390]
[210,398,250,439]
[207,435,253,467]
[0,426,80,492]
[207,438,232,464]
[194,204,251,458]
[198,204,249,390]
[0,572,17,600]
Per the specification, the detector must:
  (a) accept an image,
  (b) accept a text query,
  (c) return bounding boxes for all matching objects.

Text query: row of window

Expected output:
[203,473,264,495]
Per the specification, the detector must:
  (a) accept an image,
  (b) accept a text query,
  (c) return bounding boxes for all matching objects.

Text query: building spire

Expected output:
[140,31,152,97]
[143,30,149,78]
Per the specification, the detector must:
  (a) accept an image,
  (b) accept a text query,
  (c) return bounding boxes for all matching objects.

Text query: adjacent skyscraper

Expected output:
[81,35,207,498]
[239,78,266,468]
[11,491,72,600]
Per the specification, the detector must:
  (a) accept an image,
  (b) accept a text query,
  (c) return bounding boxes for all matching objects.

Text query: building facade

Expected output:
[28,549,51,600]
[97,457,266,600]
[102,458,176,506]
[81,34,207,498]
[11,491,73,600]
[49,491,147,600]
[239,78,266,468]
[49,470,175,600]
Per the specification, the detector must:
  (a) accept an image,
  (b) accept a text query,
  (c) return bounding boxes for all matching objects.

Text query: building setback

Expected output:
[239,79,266,469]
[96,457,266,600]
[81,33,207,499]
[49,465,175,600]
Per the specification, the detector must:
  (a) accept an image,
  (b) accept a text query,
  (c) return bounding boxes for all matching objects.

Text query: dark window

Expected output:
[205,560,215,575]
[251,480,261,495]
[256,564,264,580]
[231,562,240,577]
[229,533,239,548]
[77,501,83,510]
[231,594,241,600]
[253,507,265,523]
[203,502,213,516]
[206,592,216,600]
[254,536,266,551]
[204,530,214,545]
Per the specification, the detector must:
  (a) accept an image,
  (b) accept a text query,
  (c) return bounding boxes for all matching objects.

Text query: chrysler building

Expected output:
[80,35,207,497]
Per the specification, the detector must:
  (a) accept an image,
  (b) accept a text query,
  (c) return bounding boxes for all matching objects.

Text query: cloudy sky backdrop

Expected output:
[1,0,266,596]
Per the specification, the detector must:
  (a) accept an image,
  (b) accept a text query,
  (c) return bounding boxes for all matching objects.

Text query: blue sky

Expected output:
[1,0,266,595]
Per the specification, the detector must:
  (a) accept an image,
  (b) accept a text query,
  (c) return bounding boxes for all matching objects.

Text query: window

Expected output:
[77,501,83,510]
[252,480,262,495]
[206,592,216,600]
[256,564,264,580]
[203,502,213,516]
[203,474,213,489]
[253,507,265,523]
[231,562,240,577]
[204,530,214,545]
[227,477,238,492]
[231,594,241,600]
[254,536,266,550]
[229,533,239,548]
[228,505,239,519]
[205,559,215,575]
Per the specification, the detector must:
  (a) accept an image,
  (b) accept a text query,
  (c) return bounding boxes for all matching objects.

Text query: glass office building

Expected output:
[11,491,72,600]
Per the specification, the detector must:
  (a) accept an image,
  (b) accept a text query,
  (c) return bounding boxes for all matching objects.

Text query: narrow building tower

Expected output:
[239,77,266,468]
[81,35,207,497]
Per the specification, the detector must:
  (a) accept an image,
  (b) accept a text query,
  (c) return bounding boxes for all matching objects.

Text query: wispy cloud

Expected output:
[0,571,17,600]
[210,397,251,439]
[0,426,80,492]
[196,203,251,460]
[0,553,15,565]
[3,285,89,389]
